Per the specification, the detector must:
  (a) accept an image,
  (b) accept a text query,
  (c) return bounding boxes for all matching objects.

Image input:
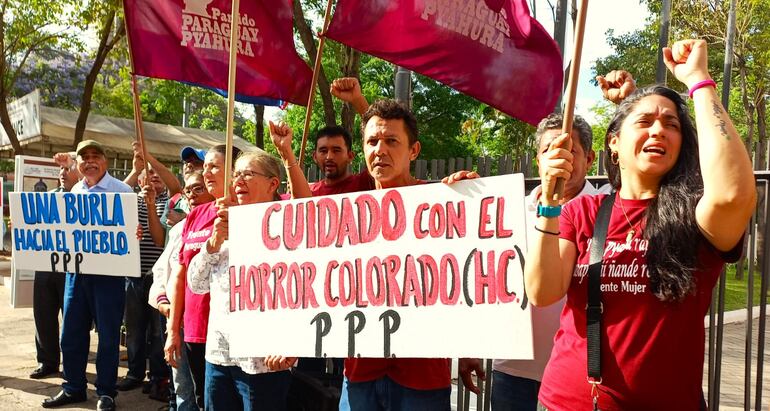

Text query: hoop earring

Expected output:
[610,150,619,165]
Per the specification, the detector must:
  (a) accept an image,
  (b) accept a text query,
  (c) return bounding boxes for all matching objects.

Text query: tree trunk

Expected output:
[74,11,123,149]
[738,61,755,168]
[340,47,361,135]
[293,0,336,127]
[254,104,265,149]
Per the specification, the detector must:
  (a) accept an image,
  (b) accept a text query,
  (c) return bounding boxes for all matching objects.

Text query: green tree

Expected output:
[0,0,79,154]
[72,0,125,149]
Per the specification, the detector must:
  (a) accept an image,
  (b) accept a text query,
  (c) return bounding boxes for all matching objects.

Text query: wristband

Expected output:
[534,226,560,236]
[285,161,298,169]
[688,79,717,99]
[537,203,562,218]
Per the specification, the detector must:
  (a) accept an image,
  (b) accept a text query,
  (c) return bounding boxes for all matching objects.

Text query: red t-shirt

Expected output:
[539,195,739,410]
[343,179,448,390]
[344,358,451,390]
[310,171,374,196]
[179,201,217,343]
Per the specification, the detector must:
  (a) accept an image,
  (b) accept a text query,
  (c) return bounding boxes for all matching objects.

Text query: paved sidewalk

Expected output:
[0,280,161,410]
[707,316,770,410]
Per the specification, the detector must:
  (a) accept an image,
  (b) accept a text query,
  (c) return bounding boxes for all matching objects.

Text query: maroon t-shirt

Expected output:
[179,201,217,343]
[539,195,738,410]
[341,180,450,390]
[309,171,374,196]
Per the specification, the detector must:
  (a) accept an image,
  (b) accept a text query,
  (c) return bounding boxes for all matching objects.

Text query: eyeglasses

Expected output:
[183,185,206,196]
[233,169,271,181]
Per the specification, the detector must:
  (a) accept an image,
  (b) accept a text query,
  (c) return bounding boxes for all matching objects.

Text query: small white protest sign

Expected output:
[10,192,141,277]
[227,174,532,360]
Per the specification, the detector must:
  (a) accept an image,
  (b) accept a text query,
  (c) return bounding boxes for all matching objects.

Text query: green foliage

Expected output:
[91,60,249,135]
[460,104,536,160]
[279,46,536,165]
[593,0,769,135]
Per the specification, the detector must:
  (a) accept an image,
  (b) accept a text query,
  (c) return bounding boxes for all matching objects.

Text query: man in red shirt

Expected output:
[338,99,452,410]
[308,125,373,196]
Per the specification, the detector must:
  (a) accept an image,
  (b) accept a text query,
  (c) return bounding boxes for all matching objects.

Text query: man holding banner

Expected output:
[337,99,452,409]
[43,140,134,411]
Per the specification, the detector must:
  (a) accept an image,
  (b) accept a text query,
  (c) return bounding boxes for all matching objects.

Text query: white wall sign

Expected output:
[0,89,41,146]
[227,174,533,360]
[10,192,141,277]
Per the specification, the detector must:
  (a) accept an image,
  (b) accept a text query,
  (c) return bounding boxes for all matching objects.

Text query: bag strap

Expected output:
[587,193,615,382]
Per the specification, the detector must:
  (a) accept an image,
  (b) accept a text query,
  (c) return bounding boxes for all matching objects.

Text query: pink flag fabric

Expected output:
[325,0,563,125]
[124,0,312,106]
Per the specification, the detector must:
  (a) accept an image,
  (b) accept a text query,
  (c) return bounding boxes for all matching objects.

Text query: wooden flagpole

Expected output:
[223,0,242,200]
[553,0,588,202]
[123,9,150,175]
[298,0,336,168]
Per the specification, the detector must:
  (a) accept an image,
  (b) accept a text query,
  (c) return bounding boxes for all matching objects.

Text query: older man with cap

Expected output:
[43,140,134,411]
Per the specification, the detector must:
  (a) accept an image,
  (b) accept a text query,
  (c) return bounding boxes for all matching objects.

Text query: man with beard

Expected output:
[309,125,373,196]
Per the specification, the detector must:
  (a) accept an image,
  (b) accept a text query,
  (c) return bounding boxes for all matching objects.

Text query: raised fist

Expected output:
[596,70,636,105]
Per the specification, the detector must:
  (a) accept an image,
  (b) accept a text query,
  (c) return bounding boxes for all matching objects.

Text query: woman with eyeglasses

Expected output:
[187,125,306,410]
[165,144,242,409]
[150,171,215,410]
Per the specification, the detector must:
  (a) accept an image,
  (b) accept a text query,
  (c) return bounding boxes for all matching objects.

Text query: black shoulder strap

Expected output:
[587,193,615,380]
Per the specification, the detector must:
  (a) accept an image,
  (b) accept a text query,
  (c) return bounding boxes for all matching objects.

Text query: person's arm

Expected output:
[124,150,143,188]
[270,121,312,199]
[663,39,756,252]
[330,77,369,115]
[524,133,578,306]
[596,70,637,104]
[133,141,183,196]
[164,263,186,368]
[142,185,166,247]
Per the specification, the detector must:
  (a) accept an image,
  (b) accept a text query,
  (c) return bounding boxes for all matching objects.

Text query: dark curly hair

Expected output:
[604,85,703,302]
[361,99,419,146]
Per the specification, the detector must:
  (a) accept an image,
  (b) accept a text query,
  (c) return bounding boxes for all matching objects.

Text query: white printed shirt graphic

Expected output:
[188,240,274,375]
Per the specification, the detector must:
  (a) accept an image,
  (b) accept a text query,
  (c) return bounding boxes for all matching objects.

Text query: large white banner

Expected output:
[10,192,141,277]
[0,89,41,146]
[228,174,532,359]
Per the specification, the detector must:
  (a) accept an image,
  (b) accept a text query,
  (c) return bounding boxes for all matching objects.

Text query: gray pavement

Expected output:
[0,276,161,410]
[706,316,770,411]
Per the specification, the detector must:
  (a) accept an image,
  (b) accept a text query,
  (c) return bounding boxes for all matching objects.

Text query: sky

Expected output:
[529,0,653,122]
[259,0,654,124]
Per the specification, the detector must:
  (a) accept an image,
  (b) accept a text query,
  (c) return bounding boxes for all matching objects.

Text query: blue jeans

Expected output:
[125,275,167,381]
[204,362,291,411]
[174,330,198,411]
[491,371,540,411]
[61,273,125,397]
[339,376,451,411]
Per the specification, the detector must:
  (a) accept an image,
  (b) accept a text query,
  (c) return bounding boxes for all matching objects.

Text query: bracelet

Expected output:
[285,161,298,169]
[536,203,562,218]
[534,226,560,236]
[688,79,717,99]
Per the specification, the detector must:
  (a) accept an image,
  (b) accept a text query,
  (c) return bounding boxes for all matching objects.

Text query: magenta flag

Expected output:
[325,0,563,125]
[124,0,312,106]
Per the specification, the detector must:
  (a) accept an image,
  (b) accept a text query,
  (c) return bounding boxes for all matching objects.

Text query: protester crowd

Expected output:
[26,39,755,411]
